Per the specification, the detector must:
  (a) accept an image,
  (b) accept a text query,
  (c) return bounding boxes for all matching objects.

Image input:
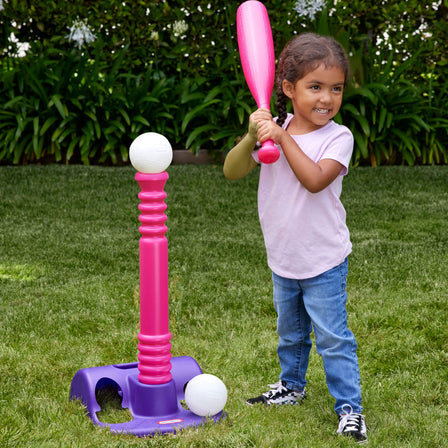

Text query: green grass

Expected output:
[0,164,447,447]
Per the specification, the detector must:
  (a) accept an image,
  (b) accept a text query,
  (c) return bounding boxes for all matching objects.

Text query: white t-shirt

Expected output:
[253,114,353,279]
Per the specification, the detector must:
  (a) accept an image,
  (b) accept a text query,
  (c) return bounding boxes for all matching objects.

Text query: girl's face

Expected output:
[283,64,345,133]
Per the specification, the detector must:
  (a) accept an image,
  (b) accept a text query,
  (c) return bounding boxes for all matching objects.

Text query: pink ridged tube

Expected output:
[135,171,172,385]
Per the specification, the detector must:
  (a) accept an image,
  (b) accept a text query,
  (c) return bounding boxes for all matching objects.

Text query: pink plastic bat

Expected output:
[237,0,280,164]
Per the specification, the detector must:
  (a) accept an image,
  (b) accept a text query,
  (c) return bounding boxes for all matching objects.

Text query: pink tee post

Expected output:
[69,132,226,435]
[135,171,172,385]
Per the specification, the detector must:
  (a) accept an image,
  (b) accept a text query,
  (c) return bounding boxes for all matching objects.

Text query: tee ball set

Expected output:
[69,0,273,437]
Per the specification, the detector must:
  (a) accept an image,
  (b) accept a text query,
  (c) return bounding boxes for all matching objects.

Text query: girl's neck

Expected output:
[287,115,329,135]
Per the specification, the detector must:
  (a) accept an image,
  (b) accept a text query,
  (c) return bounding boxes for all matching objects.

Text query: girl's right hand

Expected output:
[248,108,273,139]
[250,108,286,146]
[249,107,273,126]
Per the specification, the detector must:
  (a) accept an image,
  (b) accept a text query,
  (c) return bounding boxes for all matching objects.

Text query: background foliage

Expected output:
[0,0,447,165]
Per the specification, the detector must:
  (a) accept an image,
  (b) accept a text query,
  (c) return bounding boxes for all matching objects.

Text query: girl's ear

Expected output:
[282,80,295,99]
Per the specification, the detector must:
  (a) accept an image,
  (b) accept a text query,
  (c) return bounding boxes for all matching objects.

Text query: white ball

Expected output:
[184,374,228,417]
[129,132,173,173]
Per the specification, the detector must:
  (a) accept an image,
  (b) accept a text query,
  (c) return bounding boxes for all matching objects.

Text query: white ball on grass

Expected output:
[184,374,228,417]
[129,132,173,174]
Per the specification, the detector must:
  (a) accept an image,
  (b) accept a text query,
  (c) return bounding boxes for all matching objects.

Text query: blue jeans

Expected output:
[272,259,362,414]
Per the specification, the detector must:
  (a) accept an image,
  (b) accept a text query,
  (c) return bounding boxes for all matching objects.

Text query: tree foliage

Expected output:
[0,0,447,165]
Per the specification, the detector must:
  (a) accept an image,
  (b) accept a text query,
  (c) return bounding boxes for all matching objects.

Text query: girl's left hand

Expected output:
[257,119,286,146]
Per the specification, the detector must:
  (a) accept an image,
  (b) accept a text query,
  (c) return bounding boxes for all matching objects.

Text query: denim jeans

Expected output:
[272,259,362,414]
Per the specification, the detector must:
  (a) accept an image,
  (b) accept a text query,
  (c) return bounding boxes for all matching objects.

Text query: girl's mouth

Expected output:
[313,108,331,114]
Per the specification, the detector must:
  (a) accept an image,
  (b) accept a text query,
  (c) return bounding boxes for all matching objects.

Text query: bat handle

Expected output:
[256,102,280,164]
[259,140,280,164]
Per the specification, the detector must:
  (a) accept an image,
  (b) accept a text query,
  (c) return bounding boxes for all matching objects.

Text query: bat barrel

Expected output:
[237,1,275,107]
[237,1,280,164]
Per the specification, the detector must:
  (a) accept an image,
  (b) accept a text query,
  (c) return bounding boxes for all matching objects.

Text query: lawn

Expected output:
[0,164,447,447]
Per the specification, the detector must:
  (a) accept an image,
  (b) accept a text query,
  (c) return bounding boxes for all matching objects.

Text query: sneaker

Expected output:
[246,380,306,406]
[337,404,367,444]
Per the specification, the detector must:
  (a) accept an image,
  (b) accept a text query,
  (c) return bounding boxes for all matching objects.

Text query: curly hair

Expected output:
[275,33,350,128]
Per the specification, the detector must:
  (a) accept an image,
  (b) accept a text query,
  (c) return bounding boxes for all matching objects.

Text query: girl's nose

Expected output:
[320,89,331,103]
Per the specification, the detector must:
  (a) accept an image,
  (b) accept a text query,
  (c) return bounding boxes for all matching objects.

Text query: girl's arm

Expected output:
[257,115,343,193]
[223,121,259,180]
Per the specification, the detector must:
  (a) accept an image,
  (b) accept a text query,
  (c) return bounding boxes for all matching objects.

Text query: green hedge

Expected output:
[1,1,447,165]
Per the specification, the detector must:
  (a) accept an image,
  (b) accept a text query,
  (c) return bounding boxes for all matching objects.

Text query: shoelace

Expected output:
[264,380,287,398]
[337,404,365,435]
[265,381,307,401]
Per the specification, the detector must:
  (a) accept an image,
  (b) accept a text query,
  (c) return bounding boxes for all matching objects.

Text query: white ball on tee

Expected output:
[184,374,228,417]
[129,132,173,173]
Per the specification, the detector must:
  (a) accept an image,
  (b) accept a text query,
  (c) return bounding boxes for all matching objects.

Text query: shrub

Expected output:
[0,1,447,165]
[337,48,448,166]
[0,39,255,164]
[0,42,160,164]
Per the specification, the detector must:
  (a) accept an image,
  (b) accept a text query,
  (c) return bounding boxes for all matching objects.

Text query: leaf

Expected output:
[181,100,220,133]
[353,86,378,105]
[85,111,98,122]
[353,114,371,137]
[378,107,388,133]
[133,115,151,126]
[119,109,131,126]
[342,103,361,116]
[119,144,128,162]
[57,128,74,144]
[402,114,431,132]
[49,95,68,119]
[51,127,64,142]
[185,124,217,149]
[210,128,240,141]
[71,98,83,110]
[94,120,101,139]
[109,120,126,134]
[40,117,57,136]
[181,91,206,105]
[4,96,25,109]
[66,137,80,162]
[386,112,394,129]
[33,117,40,157]
[352,129,368,158]
[204,86,222,103]
[391,129,418,152]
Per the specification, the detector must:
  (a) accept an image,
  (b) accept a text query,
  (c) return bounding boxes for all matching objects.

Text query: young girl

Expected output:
[223,33,367,443]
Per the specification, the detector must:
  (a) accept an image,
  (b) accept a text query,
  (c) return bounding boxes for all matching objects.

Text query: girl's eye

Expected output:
[333,86,343,92]
[310,85,320,90]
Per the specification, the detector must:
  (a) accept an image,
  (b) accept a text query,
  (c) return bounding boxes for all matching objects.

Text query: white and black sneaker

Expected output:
[246,380,306,406]
[337,404,368,444]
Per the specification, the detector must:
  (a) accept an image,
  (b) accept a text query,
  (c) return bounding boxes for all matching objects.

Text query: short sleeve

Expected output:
[320,126,354,176]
